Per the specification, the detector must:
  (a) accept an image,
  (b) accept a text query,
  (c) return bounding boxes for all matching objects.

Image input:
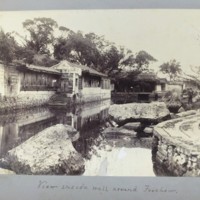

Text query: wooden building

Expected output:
[0,61,61,109]
[112,72,167,103]
[0,60,111,106]
[0,61,60,98]
[49,60,111,105]
[17,64,61,92]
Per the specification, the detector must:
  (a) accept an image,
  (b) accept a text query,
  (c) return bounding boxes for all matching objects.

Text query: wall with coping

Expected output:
[0,91,55,112]
[152,112,200,176]
[17,91,55,107]
[152,135,200,176]
[80,87,110,102]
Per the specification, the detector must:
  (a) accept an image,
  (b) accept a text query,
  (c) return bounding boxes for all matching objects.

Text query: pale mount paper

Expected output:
[0,8,200,200]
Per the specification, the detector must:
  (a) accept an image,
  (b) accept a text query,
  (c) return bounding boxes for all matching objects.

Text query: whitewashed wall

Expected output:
[166,83,183,93]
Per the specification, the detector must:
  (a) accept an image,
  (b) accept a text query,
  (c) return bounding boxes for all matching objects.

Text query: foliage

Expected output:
[134,51,156,70]
[162,90,182,113]
[0,30,19,63]
[4,18,59,65]
[54,31,101,67]
[32,54,59,67]
[23,17,58,55]
[162,90,181,102]
[54,29,156,77]
[1,17,156,74]
[159,59,182,81]
[191,66,200,77]
[184,66,200,89]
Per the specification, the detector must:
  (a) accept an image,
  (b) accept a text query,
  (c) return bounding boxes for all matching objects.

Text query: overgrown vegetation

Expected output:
[159,59,182,81]
[0,17,156,81]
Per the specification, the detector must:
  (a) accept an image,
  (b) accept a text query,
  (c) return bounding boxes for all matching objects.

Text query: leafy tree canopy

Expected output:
[159,59,182,81]
[23,17,58,55]
[1,17,156,76]
[191,66,200,78]
[54,29,156,77]
[0,29,19,63]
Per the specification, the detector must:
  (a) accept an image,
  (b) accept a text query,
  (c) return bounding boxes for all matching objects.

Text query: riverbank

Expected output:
[0,100,199,176]
[152,110,200,176]
[0,91,55,113]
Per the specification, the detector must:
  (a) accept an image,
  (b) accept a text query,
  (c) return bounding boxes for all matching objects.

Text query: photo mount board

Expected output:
[0,0,200,199]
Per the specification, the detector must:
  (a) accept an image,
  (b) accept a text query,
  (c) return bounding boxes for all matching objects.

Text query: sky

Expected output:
[0,9,200,75]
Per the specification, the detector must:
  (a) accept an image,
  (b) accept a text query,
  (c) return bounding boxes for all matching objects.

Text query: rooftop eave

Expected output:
[16,65,61,75]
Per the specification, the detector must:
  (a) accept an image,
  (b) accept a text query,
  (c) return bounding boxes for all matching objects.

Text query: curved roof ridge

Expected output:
[51,60,107,77]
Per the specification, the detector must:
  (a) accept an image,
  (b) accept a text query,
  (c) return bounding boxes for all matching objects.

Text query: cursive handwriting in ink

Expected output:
[144,185,177,193]
[37,180,58,189]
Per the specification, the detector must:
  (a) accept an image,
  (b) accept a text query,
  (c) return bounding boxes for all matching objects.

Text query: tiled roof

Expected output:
[17,64,61,75]
[26,65,61,75]
[51,60,107,77]
[136,72,157,80]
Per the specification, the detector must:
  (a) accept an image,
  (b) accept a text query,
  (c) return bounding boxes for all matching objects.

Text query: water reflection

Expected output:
[0,99,155,176]
[0,100,110,158]
[50,100,110,158]
[51,100,110,132]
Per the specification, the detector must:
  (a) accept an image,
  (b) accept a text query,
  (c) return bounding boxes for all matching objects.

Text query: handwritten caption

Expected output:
[37,180,178,194]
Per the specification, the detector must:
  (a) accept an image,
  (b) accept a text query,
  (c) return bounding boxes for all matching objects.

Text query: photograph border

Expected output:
[1,0,200,199]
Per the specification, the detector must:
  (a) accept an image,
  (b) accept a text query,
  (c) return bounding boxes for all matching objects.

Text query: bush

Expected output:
[162,90,182,113]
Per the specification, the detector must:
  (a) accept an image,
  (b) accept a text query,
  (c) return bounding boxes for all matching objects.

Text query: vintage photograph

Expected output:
[0,9,200,176]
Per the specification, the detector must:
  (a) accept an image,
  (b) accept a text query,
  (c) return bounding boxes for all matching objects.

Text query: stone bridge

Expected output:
[153,110,200,176]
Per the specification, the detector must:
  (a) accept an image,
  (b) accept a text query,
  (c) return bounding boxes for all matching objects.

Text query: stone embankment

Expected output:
[153,110,200,176]
[0,91,55,113]
[103,102,170,138]
[0,124,84,175]
[109,102,170,124]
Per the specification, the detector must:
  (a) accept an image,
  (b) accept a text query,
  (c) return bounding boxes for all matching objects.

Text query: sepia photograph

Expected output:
[0,9,200,177]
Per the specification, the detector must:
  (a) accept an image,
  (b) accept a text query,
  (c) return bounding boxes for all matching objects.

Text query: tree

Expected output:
[134,51,157,70]
[98,46,134,75]
[159,59,182,81]
[54,31,102,68]
[10,17,59,65]
[54,30,156,77]
[0,29,19,63]
[23,17,58,55]
[191,66,200,78]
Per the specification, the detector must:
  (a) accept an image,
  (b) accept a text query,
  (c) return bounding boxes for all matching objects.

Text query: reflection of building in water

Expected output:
[54,100,110,131]
[0,100,110,159]
[0,107,57,157]
[51,100,110,158]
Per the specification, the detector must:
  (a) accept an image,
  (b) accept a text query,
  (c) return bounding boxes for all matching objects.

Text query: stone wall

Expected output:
[4,65,20,97]
[152,111,200,176]
[152,135,200,176]
[0,91,55,113]
[80,87,110,103]
[111,92,158,104]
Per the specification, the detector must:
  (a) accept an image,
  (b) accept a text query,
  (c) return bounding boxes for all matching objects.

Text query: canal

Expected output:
[0,100,155,176]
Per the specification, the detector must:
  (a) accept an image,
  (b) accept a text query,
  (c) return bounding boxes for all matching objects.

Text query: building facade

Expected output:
[0,60,111,109]
[0,61,60,110]
[50,60,111,104]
